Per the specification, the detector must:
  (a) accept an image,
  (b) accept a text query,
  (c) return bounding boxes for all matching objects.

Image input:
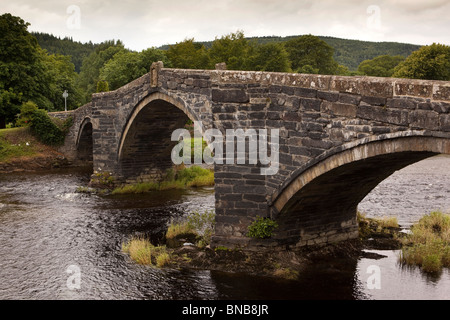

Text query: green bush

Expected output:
[247,216,278,239]
[17,101,67,146]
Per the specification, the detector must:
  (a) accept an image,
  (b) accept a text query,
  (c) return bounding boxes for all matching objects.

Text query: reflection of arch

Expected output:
[76,117,93,162]
[117,92,200,179]
[271,132,450,244]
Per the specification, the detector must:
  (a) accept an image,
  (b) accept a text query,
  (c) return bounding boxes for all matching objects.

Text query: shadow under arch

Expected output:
[76,117,93,163]
[117,92,205,182]
[270,132,450,246]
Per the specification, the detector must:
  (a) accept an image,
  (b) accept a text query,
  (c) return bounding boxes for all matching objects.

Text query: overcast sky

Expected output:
[2,0,450,51]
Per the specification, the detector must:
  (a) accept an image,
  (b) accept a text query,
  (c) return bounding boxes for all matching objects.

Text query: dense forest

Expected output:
[1,13,449,129]
[32,32,98,73]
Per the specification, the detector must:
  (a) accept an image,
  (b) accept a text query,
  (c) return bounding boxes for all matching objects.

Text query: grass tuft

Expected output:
[122,237,171,267]
[112,165,214,195]
[399,211,450,273]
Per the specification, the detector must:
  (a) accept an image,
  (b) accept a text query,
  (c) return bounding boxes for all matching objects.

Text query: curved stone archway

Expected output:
[270,133,450,247]
[117,92,204,183]
[76,117,93,163]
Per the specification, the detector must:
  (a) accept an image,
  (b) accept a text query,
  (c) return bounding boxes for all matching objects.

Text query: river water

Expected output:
[0,156,449,300]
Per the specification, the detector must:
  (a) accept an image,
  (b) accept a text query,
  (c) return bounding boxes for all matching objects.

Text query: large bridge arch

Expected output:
[270,132,450,247]
[117,92,208,183]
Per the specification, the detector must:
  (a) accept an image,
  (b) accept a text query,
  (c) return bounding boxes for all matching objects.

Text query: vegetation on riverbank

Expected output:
[0,127,68,171]
[399,211,450,273]
[111,165,214,194]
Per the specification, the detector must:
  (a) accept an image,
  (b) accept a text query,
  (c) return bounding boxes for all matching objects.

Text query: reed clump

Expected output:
[399,211,450,273]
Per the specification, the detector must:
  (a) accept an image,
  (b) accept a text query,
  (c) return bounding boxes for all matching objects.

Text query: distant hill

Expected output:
[32,32,97,73]
[160,35,421,71]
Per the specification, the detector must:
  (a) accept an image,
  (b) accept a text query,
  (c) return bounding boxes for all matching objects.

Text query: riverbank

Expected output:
[0,127,70,173]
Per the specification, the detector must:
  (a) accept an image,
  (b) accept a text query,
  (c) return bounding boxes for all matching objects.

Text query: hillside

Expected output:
[32,32,97,72]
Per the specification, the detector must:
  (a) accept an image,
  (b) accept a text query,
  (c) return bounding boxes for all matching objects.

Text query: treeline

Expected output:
[1,13,450,129]
[168,35,421,71]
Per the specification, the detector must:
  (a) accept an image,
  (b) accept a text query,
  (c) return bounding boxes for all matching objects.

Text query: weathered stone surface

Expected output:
[212,89,249,103]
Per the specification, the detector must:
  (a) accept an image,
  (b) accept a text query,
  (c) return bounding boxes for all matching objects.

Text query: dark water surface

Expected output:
[0,156,449,300]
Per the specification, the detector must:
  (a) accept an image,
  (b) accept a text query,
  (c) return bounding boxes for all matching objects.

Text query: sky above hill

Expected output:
[2,0,450,51]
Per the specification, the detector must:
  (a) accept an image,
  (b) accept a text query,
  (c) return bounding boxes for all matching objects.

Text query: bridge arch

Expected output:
[76,117,93,163]
[117,92,205,182]
[270,132,450,246]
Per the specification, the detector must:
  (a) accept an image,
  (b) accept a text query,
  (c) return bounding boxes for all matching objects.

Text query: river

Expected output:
[0,156,449,300]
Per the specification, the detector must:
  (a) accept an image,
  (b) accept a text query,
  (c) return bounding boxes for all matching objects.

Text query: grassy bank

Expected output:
[0,127,39,162]
[399,211,450,273]
[112,165,214,194]
[0,127,67,171]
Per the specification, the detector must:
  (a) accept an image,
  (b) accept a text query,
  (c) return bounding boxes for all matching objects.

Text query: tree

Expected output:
[284,34,339,75]
[99,48,171,90]
[42,52,83,110]
[249,42,291,72]
[358,55,405,77]
[96,80,109,93]
[166,38,210,69]
[76,40,126,102]
[138,47,172,70]
[208,31,255,70]
[392,43,450,81]
[0,14,51,127]
[100,51,146,90]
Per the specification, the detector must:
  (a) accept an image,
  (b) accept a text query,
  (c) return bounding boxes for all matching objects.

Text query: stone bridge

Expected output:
[54,62,450,250]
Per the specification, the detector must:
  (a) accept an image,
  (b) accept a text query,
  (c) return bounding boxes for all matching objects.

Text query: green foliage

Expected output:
[186,210,216,245]
[122,237,171,267]
[33,32,97,73]
[358,55,405,77]
[284,34,338,74]
[98,48,170,90]
[76,40,126,102]
[0,127,36,162]
[165,209,216,247]
[167,38,210,69]
[392,43,450,81]
[96,80,109,93]
[250,42,291,72]
[247,216,279,239]
[0,13,83,128]
[209,31,255,70]
[112,165,214,194]
[400,211,450,273]
[17,101,66,146]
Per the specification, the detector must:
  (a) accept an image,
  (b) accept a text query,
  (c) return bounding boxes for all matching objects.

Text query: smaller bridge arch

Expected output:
[270,132,450,247]
[117,92,210,183]
[76,117,93,163]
